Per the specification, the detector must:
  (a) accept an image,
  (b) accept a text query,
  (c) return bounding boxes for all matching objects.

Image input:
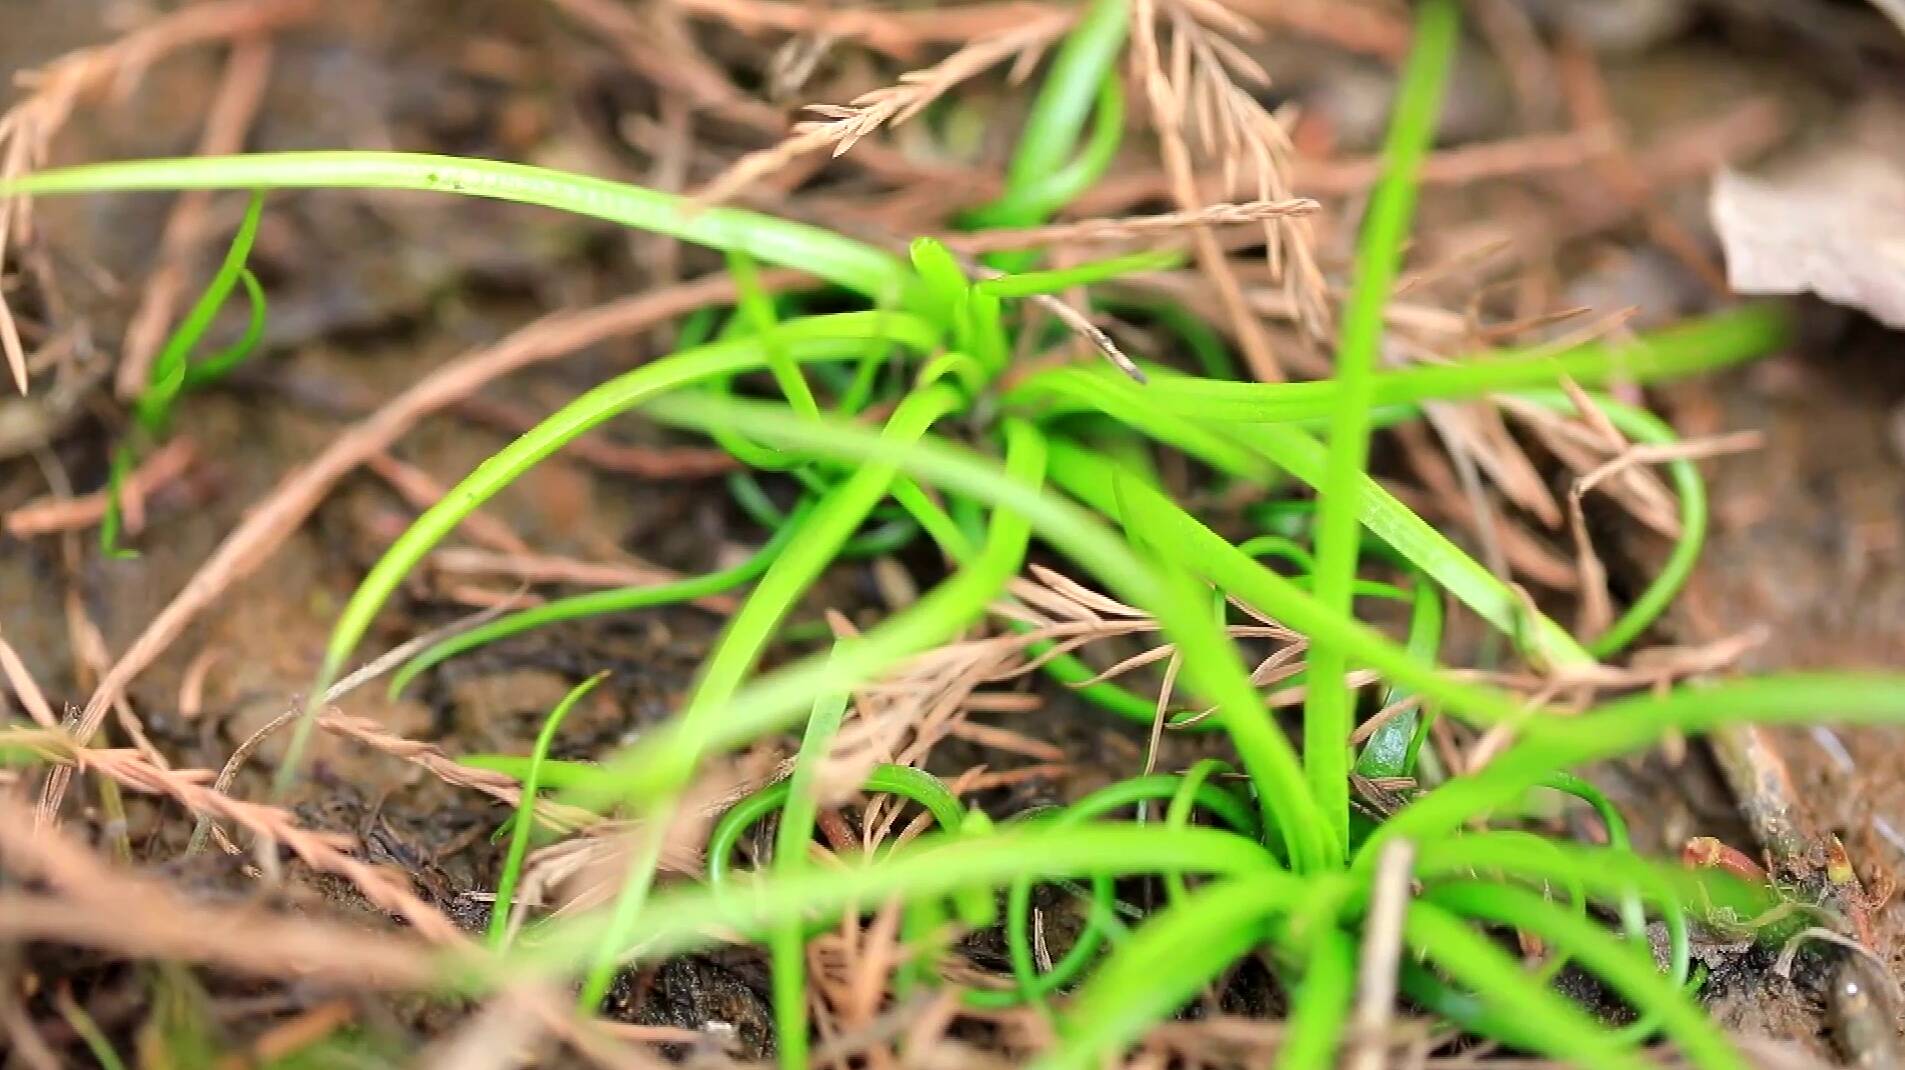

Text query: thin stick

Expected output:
[366,452,533,556]
[1347,839,1415,1070]
[695,12,1072,206]
[4,437,197,537]
[0,628,58,729]
[186,598,525,853]
[940,197,1319,254]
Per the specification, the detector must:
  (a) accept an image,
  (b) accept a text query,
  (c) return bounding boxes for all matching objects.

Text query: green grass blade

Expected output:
[387,504,811,697]
[489,673,604,948]
[1132,306,1790,423]
[519,822,1279,975]
[771,655,853,1070]
[727,248,820,421]
[1010,368,1590,668]
[572,413,1045,808]
[313,312,934,697]
[1000,0,1128,207]
[1414,834,1774,944]
[1426,882,1744,1070]
[277,314,934,806]
[1005,365,1269,477]
[1405,901,1648,1069]
[1308,0,1461,861]
[1275,924,1359,1070]
[975,250,1184,298]
[2,152,912,303]
[180,268,269,389]
[577,383,968,1007]
[1506,389,1710,657]
[1375,674,1905,852]
[135,189,268,430]
[966,73,1124,233]
[576,398,1329,866]
[1233,420,1589,669]
[1044,438,1528,726]
[1108,463,1329,868]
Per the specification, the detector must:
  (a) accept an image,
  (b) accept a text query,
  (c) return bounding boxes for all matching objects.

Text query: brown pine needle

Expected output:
[668,0,1066,59]
[695,11,1073,206]
[3,437,198,538]
[939,197,1319,253]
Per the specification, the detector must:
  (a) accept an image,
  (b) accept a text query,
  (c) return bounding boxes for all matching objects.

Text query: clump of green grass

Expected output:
[8,0,1901,1065]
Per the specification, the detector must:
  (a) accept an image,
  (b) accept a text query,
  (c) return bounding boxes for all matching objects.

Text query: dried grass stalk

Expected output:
[696,11,1074,206]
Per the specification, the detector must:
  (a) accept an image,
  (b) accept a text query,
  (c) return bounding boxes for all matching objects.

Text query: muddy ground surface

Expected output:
[2,0,1904,1064]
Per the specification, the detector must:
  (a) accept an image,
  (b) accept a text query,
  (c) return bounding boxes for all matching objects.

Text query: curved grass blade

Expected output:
[517,821,1280,975]
[1426,881,1745,1070]
[1375,675,1905,852]
[2,152,913,304]
[1308,0,1461,861]
[315,312,934,696]
[577,397,1332,867]
[575,382,972,1008]
[1014,368,1590,668]
[1043,438,1530,726]
[489,673,605,949]
[771,647,853,1070]
[135,189,268,432]
[387,503,813,697]
[1132,305,1790,423]
[1507,388,1711,657]
[278,314,937,800]
[1405,901,1649,1069]
[1275,924,1359,1070]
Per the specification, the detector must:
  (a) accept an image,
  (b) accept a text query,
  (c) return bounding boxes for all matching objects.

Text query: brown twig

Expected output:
[20,740,461,941]
[1220,0,1411,59]
[546,0,785,129]
[1347,839,1414,1070]
[42,271,793,821]
[1079,127,1624,211]
[3,436,198,537]
[1554,35,1728,294]
[428,547,742,614]
[0,870,436,988]
[0,626,58,729]
[365,452,533,557]
[938,197,1319,254]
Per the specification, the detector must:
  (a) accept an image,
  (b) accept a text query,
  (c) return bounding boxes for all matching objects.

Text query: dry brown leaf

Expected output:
[1712,105,1905,329]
